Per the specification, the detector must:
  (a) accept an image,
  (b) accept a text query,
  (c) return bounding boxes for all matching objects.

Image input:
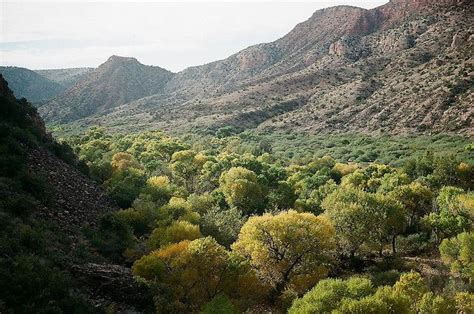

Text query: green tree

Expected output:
[219,167,265,214]
[439,232,473,284]
[322,187,406,256]
[171,150,206,192]
[389,182,432,231]
[423,187,472,242]
[418,292,456,314]
[104,168,147,208]
[200,207,246,247]
[111,152,142,172]
[289,277,374,313]
[141,176,173,206]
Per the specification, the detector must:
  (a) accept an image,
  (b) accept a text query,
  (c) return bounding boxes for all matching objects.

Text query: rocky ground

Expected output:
[28,147,117,233]
[27,147,154,312]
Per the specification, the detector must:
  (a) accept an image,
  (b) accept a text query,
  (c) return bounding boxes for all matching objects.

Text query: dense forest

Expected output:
[68,127,474,312]
[1,71,473,313]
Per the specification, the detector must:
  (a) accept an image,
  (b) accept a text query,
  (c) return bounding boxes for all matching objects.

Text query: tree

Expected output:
[219,167,265,214]
[267,181,297,211]
[111,152,142,172]
[171,150,206,192]
[232,210,335,302]
[439,232,473,284]
[393,272,428,305]
[141,176,173,206]
[200,207,246,247]
[454,292,474,314]
[147,220,201,250]
[133,238,247,312]
[389,182,432,231]
[375,193,407,254]
[289,277,374,314]
[89,213,136,262]
[201,294,239,314]
[115,195,160,236]
[186,193,216,215]
[104,168,147,208]
[422,187,472,242]
[291,273,430,314]
[377,171,411,193]
[322,187,406,256]
[337,285,410,314]
[341,164,396,192]
[155,197,200,227]
[418,292,456,314]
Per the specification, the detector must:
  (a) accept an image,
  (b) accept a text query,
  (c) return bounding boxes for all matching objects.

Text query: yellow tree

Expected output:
[147,220,202,250]
[219,167,265,214]
[232,210,335,303]
[111,152,142,172]
[170,150,207,192]
[133,237,261,312]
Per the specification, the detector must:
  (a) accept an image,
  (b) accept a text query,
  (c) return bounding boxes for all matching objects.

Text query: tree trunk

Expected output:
[269,281,286,305]
[392,235,397,254]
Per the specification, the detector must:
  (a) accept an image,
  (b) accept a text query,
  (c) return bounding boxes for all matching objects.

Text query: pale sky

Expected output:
[1,1,388,71]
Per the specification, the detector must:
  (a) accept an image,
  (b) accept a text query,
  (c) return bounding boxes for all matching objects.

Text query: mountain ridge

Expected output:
[31,0,474,135]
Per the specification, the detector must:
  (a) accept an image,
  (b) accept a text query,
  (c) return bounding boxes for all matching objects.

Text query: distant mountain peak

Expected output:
[41,56,175,122]
[105,55,140,65]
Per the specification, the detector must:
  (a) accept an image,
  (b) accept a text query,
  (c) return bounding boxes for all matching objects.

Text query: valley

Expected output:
[0,0,473,313]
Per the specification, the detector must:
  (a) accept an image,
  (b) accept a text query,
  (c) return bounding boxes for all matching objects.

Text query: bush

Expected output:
[201,294,239,314]
[88,213,136,261]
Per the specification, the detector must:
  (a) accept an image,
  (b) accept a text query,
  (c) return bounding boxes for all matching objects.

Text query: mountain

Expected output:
[35,67,93,88]
[0,66,65,103]
[42,0,472,135]
[40,56,175,123]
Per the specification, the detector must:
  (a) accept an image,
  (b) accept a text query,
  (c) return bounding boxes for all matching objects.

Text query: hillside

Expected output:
[40,56,175,123]
[0,75,152,312]
[41,0,473,136]
[35,67,93,88]
[0,66,65,103]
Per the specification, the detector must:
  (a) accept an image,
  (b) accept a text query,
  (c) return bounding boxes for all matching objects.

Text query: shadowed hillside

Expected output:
[0,66,65,103]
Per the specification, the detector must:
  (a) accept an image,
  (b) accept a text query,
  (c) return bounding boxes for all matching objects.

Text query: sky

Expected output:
[1,1,388,71]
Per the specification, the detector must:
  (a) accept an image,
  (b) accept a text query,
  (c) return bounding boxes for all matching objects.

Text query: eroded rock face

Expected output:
[329,36,364,60]
[379,32,415,52]
[237,45,278,71]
